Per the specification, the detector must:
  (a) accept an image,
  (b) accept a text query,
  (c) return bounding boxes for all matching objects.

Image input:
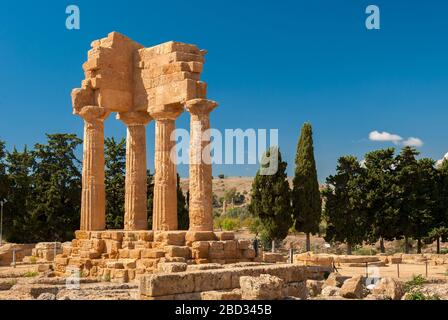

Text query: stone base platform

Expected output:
[55,230,259,283]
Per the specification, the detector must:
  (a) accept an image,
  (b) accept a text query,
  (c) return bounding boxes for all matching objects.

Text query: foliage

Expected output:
[403,274,426,293]
[292,123,322,243]
[249,147,293,242]
[363,148,399,246]
[104,137,126,229]
[323,156,369,253]
[29,134,82,242]
[177,174,189,230]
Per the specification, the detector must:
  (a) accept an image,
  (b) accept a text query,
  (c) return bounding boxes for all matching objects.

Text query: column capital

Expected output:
[186,99,218,115]
[117,111,152,126]
[76,105,110,123]
[149,104,184,121]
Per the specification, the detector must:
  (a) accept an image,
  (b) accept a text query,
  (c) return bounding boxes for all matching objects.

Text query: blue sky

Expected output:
[0,0,447,182]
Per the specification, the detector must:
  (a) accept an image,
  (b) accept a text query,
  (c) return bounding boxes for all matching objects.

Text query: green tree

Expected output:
[177,174,189,230]
[396,146,434,253]
[292,123,322,252]
[412,158,438,253]
[249,147,292,245]
[30,134,82,242]
[323,156,369,255]
[104,137,126,229]
[4,147,35,242]
[0,140,8,202]
[363,148,399,253]
[428,160,448,253]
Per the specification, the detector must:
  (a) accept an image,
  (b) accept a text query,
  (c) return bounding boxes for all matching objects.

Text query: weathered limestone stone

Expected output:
[117,111,152,230]
[371,277,404,300]
[294,252,334,267]
[323,272,349,288]
[339,275,365,299]
[186,231,216,242]
[74,106,110,231]
[306,280,323,297]
[156,262,188,273]
[321,286,340,297]
[154,231,186,245]
[239,274,284,300]
[164,246,191,259]
[186,98,217,231]
[201,289,242,300]
[282,281,308,300]
[151,110,183,231]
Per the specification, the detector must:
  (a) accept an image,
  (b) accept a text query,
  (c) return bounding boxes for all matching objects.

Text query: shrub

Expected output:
[404,274,426,293]
[405,290,440,300]
[221,217,239,231]
[24,271,38,278]
[353,247,377,256]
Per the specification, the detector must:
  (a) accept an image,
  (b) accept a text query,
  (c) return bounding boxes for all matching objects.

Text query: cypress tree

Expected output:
[292,123,322,252]
[249,146,292,245]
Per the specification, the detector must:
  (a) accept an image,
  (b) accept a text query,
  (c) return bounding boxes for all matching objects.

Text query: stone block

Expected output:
[154,231,186,246]
[157,262,188,273]
[118,249,130,259]
[215,232,235,241]
[191,241,209,259]
[237,239,251,250]
[110,231,124,241]
[164,246,191,259]
[129,249,142,259]
[140,272,195,297]
[282,281,308,300]
[185,231,216,242]
[240,274,284,300]
[201,289,242,300]
[141,249,165,259]
[209,241,224,251]
[223,240,237,251]
[243,249,256,259]
[75,231,90,240]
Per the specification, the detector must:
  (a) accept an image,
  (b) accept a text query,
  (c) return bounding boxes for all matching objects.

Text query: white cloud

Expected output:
[436,152,448,168]
[369,131,402,144]
[368,131,424,147]
[402,137,423,147]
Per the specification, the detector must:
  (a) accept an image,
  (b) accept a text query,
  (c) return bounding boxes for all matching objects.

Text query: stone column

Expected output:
[186,99,218,231]
[151,110,182,231]
[77,106,110,231]
[117,111,152,230]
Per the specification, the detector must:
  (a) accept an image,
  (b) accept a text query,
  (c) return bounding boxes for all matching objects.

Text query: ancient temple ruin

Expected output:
[71,31,215,233]
[56,32,263,282]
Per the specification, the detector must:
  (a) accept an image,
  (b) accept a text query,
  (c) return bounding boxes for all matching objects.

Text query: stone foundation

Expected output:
[55,230,259,283]
[139,264,331,300]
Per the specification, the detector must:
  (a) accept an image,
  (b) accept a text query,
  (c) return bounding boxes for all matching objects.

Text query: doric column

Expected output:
[77,106,110,231]
[150,109,183,231]
[186,99,218,231]
[117,111,152,230]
